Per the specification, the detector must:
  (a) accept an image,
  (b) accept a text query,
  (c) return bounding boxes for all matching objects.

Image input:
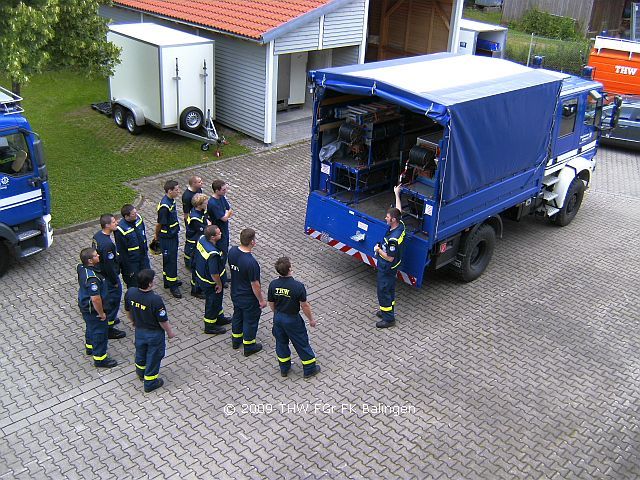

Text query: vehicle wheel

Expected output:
[112,105,125,128]
[553,177,585,227]
[180,107,204,132]
[125,111,142,135]
[450,224,496,282]
[0,242,10,277]
[201,143,210,151]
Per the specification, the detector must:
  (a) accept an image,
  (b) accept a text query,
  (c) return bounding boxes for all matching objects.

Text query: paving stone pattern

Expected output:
[1,143,639,479]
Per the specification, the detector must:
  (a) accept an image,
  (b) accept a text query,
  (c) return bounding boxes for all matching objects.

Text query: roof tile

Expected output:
[113,0,333,40]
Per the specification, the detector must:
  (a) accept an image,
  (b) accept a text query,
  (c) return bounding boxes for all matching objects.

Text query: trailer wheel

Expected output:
[201,143,210,152]
[125,111,142,135]
[113,105,125,128]
[450,224,496,282]
[180,107,204,132]
[553,177,585,227]
[0,242,10,277]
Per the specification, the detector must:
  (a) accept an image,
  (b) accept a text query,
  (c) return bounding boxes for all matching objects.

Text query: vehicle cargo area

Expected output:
[314,92,444,232]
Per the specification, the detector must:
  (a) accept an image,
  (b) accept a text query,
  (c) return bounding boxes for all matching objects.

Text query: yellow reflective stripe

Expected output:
[196,241,212,260]
[144,374,159,381]
[218,309,224,316]
[397,221,406,244]
[117,226,134,235]
[108,320,114,326]
[163,273,178,281]
[160,229,167,233]
[243,339,256,345]
[186,239,196,244]
[391,259,401,269]
[157,203,169,211]
[184,254,191,259]
[203,317,217,324]
[128,246,140,251]
[232,333,243,338]
[196,271,215,285]
[85,343,93,349]
[93,353,108,361]
[301,358,317,365]
[135,364,145,370]
[392,300,396,306]
[169,222,179,228]
[379,306,393,312]
[220,268,226,276]
[277,356,291,363]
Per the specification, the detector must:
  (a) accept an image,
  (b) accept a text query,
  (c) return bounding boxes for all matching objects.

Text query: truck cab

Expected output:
[0,87,53,276]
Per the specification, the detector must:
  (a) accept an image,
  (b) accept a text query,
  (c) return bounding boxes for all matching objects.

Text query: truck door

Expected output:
[553,97,580,156]
[0,131,45,227]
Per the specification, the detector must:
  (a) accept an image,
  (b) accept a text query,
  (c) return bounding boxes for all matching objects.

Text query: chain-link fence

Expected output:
[505,32,591,75]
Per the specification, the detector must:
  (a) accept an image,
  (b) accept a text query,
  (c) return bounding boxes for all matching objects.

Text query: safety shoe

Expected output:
[304,365,321,379]
[204,325,226,335]
[176,281,183,287]
[231,340,241,350]
[216,316,232,326]
[375,319,396,328]
[170,287,183,299]
[95,358,118,368]
[144,378,164,393]
[375,310,383,319]
[243,343,263,357]
[108,328,126,339]
[280,368,290,378]
[85,347,92,356]
[190,290,205,299]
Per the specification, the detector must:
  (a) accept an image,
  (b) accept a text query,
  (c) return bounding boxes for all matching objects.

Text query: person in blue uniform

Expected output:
[268,257,320,379]
[195,225,231,335]
[92,213,126,340]
[77,247,118,368]
[374,185,405,328]
[207,179,233,256]
[153,180,182,298]
[124,269,176,393]
[228,228,266,356]
[185,193,209,298]
[115,204,151,289]
[181,175,203,224]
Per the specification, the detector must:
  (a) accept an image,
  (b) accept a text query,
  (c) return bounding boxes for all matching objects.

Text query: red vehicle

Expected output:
[588,36,640,96]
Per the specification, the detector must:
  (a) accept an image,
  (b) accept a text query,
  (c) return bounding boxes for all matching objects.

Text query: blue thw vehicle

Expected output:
[305,54,604,287]
[0,87,52,276]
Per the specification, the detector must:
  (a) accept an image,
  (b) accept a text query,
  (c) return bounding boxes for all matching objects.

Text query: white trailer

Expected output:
[108,23,222,150]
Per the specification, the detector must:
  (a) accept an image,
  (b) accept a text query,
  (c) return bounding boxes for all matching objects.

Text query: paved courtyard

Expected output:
[1,142,639,479]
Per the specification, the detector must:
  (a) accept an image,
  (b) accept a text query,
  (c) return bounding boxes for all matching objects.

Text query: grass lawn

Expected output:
[462,6,503,26]
[3,70,249,228]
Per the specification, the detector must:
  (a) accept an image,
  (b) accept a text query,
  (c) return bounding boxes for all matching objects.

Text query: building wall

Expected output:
[502,0,594,34]
[332,45,360,66]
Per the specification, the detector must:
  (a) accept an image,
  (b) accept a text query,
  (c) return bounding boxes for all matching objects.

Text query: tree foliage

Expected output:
[0,0,120,93]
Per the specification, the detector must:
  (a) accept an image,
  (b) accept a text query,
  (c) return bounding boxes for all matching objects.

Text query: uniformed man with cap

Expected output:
[114,204,151,289]
[77,247,118,368]
[92,213,126,339]
[153,180,183,298]
[125,269,175,393]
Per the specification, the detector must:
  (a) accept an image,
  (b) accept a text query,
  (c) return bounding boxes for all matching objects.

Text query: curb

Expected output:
[56,194,146,235]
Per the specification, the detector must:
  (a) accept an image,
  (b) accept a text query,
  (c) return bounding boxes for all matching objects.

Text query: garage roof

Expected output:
[113,0,350,41]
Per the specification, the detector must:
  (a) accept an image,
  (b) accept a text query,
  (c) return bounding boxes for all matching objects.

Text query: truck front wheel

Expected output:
[554,177,585,227]
[180,107,204,132]
[0,242,10,277]
[450,224,496,282]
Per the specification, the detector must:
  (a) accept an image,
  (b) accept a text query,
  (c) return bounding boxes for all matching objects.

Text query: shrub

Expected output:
[517,8,582,40]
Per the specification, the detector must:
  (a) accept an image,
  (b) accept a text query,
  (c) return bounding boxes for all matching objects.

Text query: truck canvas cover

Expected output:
[309,53,565,204]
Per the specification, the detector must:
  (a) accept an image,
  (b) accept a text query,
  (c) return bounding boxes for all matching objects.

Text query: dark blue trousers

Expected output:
[203,286,225,331]
[160,236,179,288]
[82,311,108,362]
[377,268,397,322]
[231,298,261,351]
[135,329,166,390]
[272,313,317,375]
[105,279,122,326]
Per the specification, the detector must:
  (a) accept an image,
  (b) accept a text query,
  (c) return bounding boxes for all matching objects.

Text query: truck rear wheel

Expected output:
[554,177,585,227]
[180,107,203,132]
[125,111,142,135]
[450,224,496,282]
[113,105,125,128]
[0,242,9,277]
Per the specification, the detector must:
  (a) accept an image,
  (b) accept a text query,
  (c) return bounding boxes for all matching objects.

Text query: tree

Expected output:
[0,0,119,95]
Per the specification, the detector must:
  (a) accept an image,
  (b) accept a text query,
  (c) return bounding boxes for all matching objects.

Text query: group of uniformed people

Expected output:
[76,176,321,393]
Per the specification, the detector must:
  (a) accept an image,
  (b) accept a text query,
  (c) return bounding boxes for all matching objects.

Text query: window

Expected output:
[584,90,603,127]
[0,133,32,176]
[559,99,578,137]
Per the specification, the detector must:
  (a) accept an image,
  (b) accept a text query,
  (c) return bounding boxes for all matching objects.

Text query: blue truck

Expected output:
[0,87,52,276]
[305,53,604,287]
